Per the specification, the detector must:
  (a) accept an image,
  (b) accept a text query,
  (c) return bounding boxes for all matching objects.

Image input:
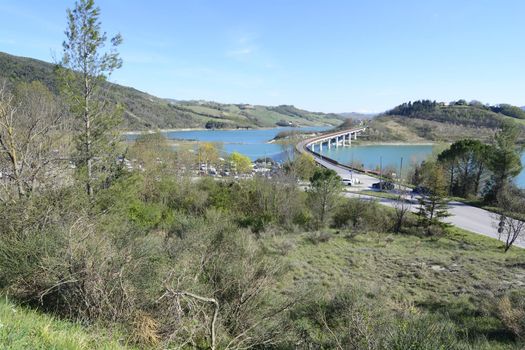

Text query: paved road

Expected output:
[344,192,524,248]
[298,129,524,249]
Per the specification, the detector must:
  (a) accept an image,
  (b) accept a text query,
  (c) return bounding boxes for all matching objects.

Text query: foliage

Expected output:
[308,168,342,228]
[0,80,64,202]
[0,298,129,349]
[0,52,343,130]
[486,123,523,202]
[228,151,252,174]
[285,153,317,180]
[197,142,220,167]
[498,290,525,341]
[438,139,491,197]
[415,162,450,235]
[59,0,124,197]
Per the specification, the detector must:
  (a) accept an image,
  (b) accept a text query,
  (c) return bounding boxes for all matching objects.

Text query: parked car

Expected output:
[412,186,430,195]
[372,181,394,190]
[341,178,353,186]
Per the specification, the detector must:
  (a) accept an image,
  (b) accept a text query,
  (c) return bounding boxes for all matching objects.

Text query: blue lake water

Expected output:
[322,144,435,173]
[129,126,330,162]
[128,127,525,187]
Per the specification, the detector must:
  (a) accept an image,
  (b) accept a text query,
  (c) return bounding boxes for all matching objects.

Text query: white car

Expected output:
[341,178,353,186]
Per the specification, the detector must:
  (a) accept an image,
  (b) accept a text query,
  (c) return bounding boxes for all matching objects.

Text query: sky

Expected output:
[1,0,524,113]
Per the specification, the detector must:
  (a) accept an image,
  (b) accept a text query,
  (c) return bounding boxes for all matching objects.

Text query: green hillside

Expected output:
[0,51,343,130]
[361,100,525,143]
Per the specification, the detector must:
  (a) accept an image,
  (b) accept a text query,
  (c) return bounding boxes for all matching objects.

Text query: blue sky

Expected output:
[1,0,524,113]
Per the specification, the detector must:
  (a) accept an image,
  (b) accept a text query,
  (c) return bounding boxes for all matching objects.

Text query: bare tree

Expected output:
[0,80,64,202]
[497,215,525,252]
[495,185,525,252]
[392,194,412,233]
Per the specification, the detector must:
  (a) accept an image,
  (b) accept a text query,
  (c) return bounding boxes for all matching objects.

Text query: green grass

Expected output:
[270,226,525,348]
[359,189,407,200]
[0,298,130,349]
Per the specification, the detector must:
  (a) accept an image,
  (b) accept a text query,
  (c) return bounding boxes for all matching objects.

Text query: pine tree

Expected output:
[416,162,450,235]
[59,0,123,197]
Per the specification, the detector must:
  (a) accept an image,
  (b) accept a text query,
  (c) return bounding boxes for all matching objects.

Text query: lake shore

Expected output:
[123,124,336,136]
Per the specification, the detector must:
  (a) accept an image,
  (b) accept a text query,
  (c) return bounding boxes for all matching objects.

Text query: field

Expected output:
[268,226,525,348]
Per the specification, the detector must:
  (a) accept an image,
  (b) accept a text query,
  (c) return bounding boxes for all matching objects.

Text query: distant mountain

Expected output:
[0,51,344,130]
[521,106,525,111]
[338,112,378,120]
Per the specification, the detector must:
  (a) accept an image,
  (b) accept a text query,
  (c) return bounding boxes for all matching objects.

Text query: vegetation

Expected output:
[59,0,124,197]
[0,297,128,349]
[0,51,343,130]
[361,99,525,143]
[0,1,524,349]
[415,162,450,235]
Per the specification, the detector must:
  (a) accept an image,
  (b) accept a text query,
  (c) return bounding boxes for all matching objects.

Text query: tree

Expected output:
[292,153,317,180]
[392,195,412,233]
[496,185,525,252]
[416,162,450,235]
[0,80,64,202]
[308,168,342,228]
[437,139,491,197]
[228,151,252,174]
[129,132,176,174]
[197,142,220,170]
[59,0,123,197]
[487,123,522,202]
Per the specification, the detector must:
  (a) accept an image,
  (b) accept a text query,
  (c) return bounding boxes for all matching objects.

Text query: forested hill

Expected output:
[0,51,344,130]
[362,99,525,143]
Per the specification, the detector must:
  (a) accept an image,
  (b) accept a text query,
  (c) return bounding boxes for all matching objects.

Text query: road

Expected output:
[297,129,525,249]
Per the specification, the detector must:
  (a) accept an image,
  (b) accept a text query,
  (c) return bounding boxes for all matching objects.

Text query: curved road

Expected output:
[298,128,524,248]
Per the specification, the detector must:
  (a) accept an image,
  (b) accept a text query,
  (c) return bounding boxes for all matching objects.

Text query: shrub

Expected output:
[498,290,525,341]
[306,231,332,245]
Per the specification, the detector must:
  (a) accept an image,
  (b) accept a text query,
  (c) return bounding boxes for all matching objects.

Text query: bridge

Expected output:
[295,127,524,248]
[296,126,378,187]
[304,127,367,154]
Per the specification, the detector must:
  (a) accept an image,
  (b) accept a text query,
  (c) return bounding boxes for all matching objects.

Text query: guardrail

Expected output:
[296,127,381,176]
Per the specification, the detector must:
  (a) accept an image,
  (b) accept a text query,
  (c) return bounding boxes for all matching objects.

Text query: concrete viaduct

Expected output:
[304,127,367,154]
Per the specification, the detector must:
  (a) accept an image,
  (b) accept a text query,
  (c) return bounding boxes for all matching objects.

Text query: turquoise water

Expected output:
[322,144,435,173]
[325,144,525,188]
[516,153,525,187]
[129,126,330,161]
[128,128,525,187]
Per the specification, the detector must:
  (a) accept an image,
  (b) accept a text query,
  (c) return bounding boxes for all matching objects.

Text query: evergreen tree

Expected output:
[416,162,450,235]
[487,122,522,202]
[59,0,123,197]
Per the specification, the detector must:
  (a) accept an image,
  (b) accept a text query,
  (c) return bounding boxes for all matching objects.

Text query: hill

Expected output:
[0,51,344,130]
[361,99,525,143]
[338,111,378,120]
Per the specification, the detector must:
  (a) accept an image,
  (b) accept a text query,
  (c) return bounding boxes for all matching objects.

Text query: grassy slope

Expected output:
[0,298,131,349]
[0,51,343,130]
[362,105,525,143]
[270,227,525,348]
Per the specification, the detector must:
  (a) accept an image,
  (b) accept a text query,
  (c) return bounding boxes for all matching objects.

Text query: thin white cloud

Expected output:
[226,32,259,60]
[226,46,257,58]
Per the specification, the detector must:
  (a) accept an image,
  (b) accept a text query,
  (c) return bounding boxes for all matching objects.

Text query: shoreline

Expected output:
[122,124,336,136]
[350,141,436,146]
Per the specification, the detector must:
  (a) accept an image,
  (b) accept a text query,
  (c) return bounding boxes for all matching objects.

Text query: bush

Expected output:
[332,198,389,232]
[306,231,332,245]
[498,290,525,341]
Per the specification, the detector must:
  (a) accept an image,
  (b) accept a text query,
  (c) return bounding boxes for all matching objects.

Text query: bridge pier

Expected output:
[305,127,366,155]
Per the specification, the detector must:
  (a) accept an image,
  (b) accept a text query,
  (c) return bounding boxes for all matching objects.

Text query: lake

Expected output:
[129,126,330,162]
[129,127,525,187]
[321,144,435,174]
